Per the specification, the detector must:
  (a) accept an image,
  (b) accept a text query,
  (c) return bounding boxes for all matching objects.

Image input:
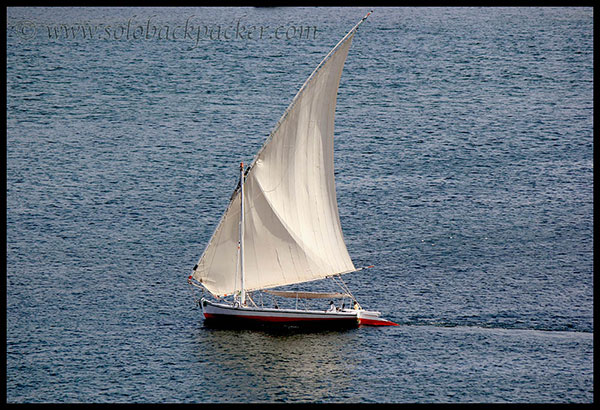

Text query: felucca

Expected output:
[188,11,397,328]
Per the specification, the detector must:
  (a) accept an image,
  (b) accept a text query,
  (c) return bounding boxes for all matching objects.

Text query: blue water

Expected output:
[6,7,593,403]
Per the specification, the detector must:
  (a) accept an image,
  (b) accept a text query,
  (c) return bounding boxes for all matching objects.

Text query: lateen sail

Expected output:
[193,23,361,297]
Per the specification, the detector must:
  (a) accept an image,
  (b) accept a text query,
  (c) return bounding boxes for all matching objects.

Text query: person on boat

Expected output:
[328,301,336,312]
[353,300,360,310]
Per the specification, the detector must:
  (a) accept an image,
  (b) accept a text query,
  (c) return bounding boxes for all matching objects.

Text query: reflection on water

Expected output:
[194,325,362,402]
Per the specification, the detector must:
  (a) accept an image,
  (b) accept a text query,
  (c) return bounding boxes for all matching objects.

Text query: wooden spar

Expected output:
[263,290,352,299]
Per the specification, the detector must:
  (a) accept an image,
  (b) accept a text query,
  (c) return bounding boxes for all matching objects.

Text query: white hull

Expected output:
[200,299,397,327]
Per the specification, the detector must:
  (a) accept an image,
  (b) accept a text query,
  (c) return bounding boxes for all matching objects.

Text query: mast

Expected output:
[239,162,246,305]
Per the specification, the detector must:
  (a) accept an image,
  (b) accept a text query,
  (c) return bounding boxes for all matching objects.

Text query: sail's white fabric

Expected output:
[193,30,357,297]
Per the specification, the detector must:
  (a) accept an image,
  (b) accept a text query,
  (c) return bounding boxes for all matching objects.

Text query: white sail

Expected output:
[193,21,363,298]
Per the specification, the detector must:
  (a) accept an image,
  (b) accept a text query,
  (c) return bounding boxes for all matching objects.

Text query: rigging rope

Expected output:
[331,274,358,308]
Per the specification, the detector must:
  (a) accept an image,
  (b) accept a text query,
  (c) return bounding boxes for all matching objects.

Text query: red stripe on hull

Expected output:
[358,318,399,326]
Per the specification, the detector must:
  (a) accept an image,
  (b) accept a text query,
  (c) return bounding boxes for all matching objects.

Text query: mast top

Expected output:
[359,10,373,26]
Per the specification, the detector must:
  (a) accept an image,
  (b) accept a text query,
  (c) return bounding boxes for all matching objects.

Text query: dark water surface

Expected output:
[6,7,593,402]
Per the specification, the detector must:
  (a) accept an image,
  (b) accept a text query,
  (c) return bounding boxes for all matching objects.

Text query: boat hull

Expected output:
[200,299,397,328]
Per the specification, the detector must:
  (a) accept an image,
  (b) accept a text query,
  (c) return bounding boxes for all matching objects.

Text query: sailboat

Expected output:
[188,11,397,328]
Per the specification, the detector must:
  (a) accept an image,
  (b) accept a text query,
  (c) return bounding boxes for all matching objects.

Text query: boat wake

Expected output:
[397,317,592,334]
